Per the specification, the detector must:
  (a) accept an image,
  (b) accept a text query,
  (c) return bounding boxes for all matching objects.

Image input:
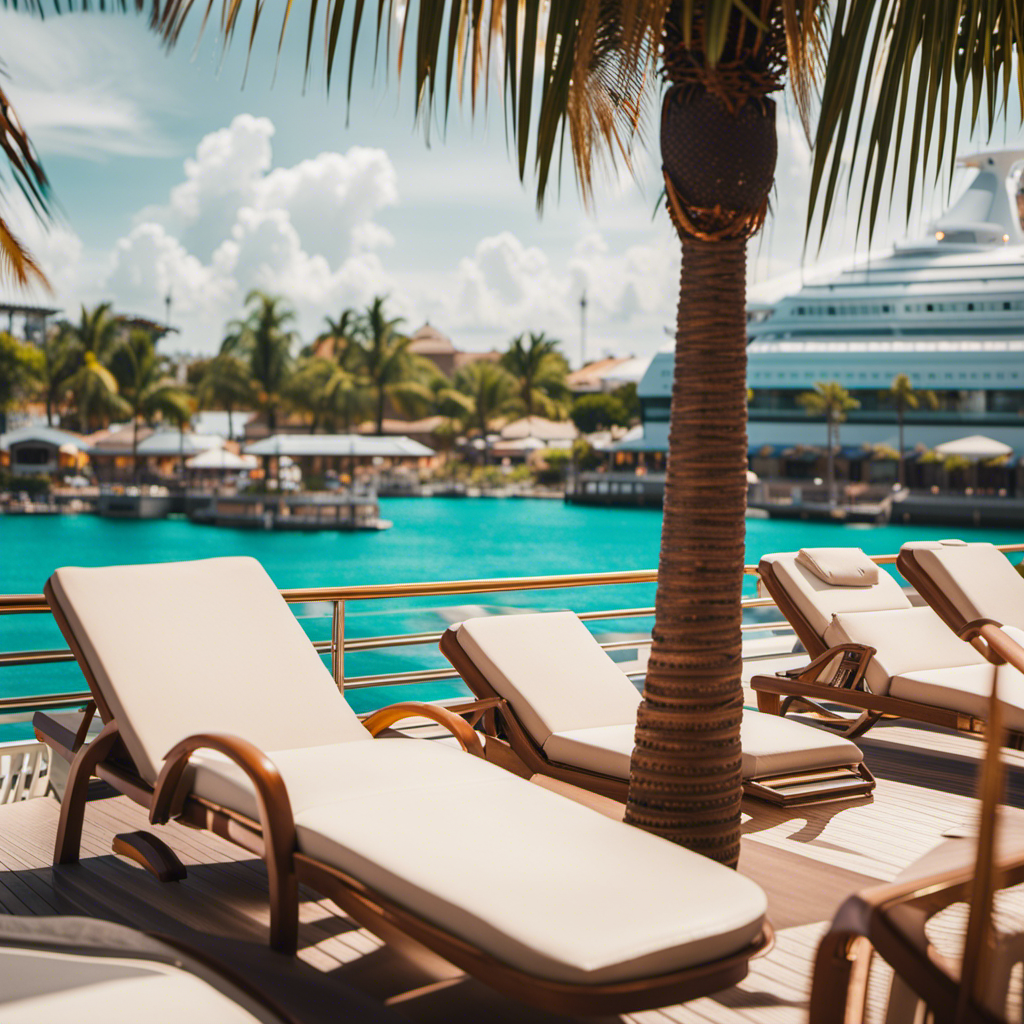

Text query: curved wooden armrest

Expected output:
[779,643,876,689]
[151,734,300,954]
[959,618,1018,668]
[150,733,296,871]
[362,702,485,757]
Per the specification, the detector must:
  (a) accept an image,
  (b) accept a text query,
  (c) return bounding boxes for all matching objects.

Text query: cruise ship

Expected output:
[628,149,1024,456]
[566,150,1024,512]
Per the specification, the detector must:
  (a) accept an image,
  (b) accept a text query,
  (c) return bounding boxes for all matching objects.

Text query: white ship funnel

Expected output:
[929,149,1024,245]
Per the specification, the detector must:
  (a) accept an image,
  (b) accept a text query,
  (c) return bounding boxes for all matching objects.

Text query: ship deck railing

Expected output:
[2,541,1022,737]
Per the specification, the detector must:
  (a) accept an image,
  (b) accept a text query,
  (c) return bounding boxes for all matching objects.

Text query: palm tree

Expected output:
[887,374,938,488]
[500,333,570,421]
[38,327,78,427]
[798,382,860,507]
[60,303,126,432]
[113,329,193,477]
[450,361,519,437]
[196,353,255,442]
[359,296,434,435]
[222,291,296,433]
[11,1,1024,868]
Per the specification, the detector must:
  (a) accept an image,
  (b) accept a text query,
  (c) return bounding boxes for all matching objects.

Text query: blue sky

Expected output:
[2,7,1016,360]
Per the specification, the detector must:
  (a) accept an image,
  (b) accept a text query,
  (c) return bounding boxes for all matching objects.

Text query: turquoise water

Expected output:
[1,500,1020,736]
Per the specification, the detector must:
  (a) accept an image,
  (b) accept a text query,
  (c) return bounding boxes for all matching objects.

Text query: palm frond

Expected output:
[810,0,1024,245]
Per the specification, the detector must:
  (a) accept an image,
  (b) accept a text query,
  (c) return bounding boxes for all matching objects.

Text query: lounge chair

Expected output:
[0,915,291,1023]
[38,556,770,1014]
[439,610,874,806]
[898,539,1024,637]
[811,614,1024,1023]
[752,546,1024,741]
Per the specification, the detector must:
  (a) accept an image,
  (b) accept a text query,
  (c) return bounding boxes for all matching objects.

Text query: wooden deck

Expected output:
[2,714,1024,1024]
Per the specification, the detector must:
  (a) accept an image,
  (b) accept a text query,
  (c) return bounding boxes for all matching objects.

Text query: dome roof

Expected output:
[409,322,455,355]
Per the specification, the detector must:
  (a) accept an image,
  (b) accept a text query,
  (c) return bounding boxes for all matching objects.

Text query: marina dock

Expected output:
[189,491,391,531]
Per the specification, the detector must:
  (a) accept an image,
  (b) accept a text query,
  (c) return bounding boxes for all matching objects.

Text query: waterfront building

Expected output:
[0,425,84,478]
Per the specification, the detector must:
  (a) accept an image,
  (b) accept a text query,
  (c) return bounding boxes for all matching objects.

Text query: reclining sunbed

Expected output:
[440,611,874,806]
[0,915,291,1023]
[898,539,1024,637]
[37,556,771,1014]
[752,546,1024,741]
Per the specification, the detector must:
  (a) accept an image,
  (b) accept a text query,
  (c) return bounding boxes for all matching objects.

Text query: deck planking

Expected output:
[1,718,1023,1023]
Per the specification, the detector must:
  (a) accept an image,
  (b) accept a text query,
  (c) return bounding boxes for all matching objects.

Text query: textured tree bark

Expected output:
[624,235,748,868]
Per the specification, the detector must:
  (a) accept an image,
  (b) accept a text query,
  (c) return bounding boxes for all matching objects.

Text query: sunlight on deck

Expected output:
[2,714,1024,1023]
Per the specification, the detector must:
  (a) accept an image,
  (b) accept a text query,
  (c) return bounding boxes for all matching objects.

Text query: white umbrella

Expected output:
[934,435,1013,459]
[186,448,258,470]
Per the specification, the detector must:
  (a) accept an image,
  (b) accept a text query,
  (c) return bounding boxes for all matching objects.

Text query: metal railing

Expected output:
[2,545,1022,719]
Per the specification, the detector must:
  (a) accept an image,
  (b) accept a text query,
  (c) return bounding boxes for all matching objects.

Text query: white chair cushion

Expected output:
[796,548,880,586]
[542,710,861,781]
[455,612,642,744]
[50,558,370,783]
[889,662,1024,732]
[0,950,264,1024]
[234,738,766,985]
[823,606,986,696]
[762,551,911,640]
[902,541,1024,631]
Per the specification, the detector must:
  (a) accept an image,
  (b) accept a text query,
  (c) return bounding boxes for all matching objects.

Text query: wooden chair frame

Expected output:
[37,579,772,1016]
[810,619,1024,1023]
[440,626,874,807]
[751,558,1024,746]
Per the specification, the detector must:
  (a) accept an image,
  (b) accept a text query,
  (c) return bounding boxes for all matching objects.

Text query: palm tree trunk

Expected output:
[132,416,139,482]
[226,404,234,443]
[624,235,747,867]
[376,391,385,435]
[823,415,831,507]
[897,405,905,488]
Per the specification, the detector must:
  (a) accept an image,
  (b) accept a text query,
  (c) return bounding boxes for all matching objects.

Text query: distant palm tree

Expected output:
[61,303,125,431]
[798,382,860,507]
[196,353,255,442]
[38,327,78,427]
[888,374,938,488]
[114,329,193,477]
[359,296,434,435]
[222,291,296,432]
[450,361,519,437]
[314,309,361,361]
[500,333,570,421]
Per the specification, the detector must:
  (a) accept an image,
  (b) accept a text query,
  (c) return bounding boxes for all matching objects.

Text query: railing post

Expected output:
[331,600,345,692]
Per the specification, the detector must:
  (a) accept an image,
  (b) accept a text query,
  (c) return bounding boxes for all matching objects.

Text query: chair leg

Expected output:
[756,691,781,715]
[268,861,299,954]
[843,711,884,740]
[53,722,119,866]
[809,931,873,1024]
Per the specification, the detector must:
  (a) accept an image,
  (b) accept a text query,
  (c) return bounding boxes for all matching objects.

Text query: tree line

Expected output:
[1,290,639,445]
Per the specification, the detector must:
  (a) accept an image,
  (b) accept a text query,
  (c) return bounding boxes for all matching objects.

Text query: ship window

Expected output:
[967,303,975,311]
[926,304,934,312]
[1005,302,1012,310]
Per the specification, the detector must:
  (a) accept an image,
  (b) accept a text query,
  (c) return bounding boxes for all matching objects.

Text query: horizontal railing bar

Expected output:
[578,607,655,621]
[343,668,460,689]
[0,692,92,713]
[280,569,661,604]
[0,650,76,667]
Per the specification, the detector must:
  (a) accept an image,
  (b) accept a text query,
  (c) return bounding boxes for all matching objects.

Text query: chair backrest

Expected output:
[455,611,641,745]
[761,548,985,694]
[49,557,370,783]
[900,540,1024,633]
